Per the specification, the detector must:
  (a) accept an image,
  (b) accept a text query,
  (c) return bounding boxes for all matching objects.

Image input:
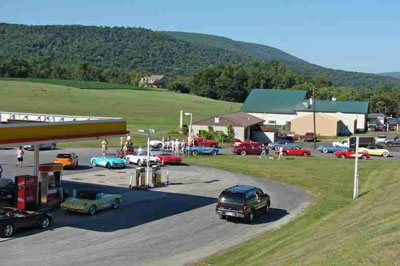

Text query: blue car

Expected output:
[318,145,349,154]
[268,140,300,150]
[186,146,219,156]
[23,143,57,150]
[90,156,127,169]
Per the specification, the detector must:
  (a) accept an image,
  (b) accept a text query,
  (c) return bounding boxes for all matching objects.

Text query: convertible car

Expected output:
[61,190,122,215]
[0,207,51,237]
[275,147,311,156]
[186,146,219,156]
[90,156,127,169]
[318,145,349,153]
[125,151,159,166]
[268,140,299,150]
[151,150,182,164]
[359,147,390,157]
[334,150,370,159]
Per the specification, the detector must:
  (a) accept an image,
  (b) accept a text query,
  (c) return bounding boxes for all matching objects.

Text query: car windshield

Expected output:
[219,192,245,204]
[77,191,98,200]
[138,151,149,156]
[57,154,71,158]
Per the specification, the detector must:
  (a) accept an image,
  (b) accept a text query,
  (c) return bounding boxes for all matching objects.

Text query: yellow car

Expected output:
[359,147,389,157]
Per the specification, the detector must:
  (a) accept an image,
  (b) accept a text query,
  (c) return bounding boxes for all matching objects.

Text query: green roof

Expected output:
[241,89,308,114]
[297,100,369,114]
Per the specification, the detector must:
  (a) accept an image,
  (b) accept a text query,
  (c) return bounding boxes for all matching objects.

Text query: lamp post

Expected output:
[138,129,156,187]
[312,86,317,150]
[184,112,193,137]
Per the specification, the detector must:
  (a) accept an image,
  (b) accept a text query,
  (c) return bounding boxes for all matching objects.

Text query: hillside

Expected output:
[1,23,400,88]
[379,72,400,79]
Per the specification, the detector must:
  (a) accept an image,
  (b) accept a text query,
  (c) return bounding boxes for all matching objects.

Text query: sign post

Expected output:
[353,136,360,199]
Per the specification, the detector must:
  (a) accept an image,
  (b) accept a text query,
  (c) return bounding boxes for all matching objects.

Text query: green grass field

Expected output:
[184,155,400,265]
[0,79,241,147]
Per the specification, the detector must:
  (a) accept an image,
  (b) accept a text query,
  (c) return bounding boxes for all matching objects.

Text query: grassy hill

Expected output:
[379,72,400,79]
[185,155,400,266]
[0,79,241,146]
[1,23,400,88]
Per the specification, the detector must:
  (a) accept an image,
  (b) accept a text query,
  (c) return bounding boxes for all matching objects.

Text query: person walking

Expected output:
[16,147,24,167]
[259,145,267,158]
[278,146,285,160]
[101,139,109,156]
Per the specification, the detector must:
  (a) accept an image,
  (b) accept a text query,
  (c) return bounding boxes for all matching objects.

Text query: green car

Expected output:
[61,190,122,215]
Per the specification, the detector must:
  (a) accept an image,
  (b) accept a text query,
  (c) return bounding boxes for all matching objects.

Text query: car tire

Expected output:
[40,216,51,229]
[112,199,120,209]
[106,163,111,169]
[211,150,217,156]
[382,152,389,158]
[340,154,346,159]
[2,224,14,238]
[263,203,270,215]
[157,143,163,149]
[193,150,198,156]
[245,210,254,224]
[92,160,97,167]
[50,144,56,150]
[387,142,393,147]
[137,160,142,166]
[323,148,329,154]
[219,214,226,220]
[240,150,246,156]
[88,205,97,215]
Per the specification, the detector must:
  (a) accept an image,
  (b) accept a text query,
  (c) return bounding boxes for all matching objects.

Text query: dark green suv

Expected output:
[216,185,270,223]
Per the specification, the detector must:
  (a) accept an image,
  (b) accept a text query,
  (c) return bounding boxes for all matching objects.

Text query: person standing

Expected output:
[16,147,24,167]
[278,146,285,160]
[259,145,267,158]
[101,139,109,156]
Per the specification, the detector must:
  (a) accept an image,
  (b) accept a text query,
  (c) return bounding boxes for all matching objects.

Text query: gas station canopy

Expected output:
[0,111,129,146]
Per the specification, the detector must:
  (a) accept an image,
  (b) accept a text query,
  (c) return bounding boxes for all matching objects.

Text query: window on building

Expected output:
[268,120,276,125]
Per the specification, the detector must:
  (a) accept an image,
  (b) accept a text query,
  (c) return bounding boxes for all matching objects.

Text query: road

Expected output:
[0,148,310,266]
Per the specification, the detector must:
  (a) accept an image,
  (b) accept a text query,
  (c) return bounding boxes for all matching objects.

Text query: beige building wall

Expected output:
[296,111,358,133]
[291,113,339,137]
[191,125,246,141]
[248,112,296,126]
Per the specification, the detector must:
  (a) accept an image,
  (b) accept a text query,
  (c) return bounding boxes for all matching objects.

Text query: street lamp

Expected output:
[184,112,193,137]
[138,129,156,187]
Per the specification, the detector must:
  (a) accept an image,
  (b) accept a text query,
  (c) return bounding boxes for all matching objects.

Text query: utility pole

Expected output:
[313,86,317,150]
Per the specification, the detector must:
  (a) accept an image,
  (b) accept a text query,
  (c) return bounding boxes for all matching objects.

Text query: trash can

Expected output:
[151,165,161,185]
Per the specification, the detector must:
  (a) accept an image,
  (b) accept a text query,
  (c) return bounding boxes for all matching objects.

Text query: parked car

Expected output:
[151,150,182,164]
[286,133,299,141]
[216,185,270,223]
[90,156,127,169]
[0,207,52,237]
[53,152,79,169]
[384,136,400,147]
[186,146,219,156]
[61,190,122,215]
[334,150,370,159]
[268,140,299,150]
[186,137,219,147]
[318,145,349,153]
[231,138,242,147]
[232,141,267,156]
[359,147,390,157]
[125,151,159,166]
[333,137,376,148]
[303,132,315,142]
[23,143,56,151]
[275,147,311,156]
[149,140,164,149]
[0,179,17,206]
[375,135,387,144]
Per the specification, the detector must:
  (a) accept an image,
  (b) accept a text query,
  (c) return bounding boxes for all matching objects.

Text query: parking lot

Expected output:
[0,148,309,266]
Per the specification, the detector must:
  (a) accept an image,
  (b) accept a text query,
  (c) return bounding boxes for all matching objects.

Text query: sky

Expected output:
[1,0,399,73]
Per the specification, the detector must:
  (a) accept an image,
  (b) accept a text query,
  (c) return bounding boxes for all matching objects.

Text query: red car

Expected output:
[334,150,370,159]
[151,150,182,164]
[233,141,267,156]
[303,132,315,142]
[275,147,311,156]
[187,137,219,147]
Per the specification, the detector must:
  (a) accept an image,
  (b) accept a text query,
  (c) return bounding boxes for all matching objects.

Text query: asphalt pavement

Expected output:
[0,147,310,266]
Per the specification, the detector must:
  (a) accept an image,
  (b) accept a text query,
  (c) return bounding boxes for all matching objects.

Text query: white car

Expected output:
[125,151,159,166]
[149,140,164,149]
[332,139,350,148]
[375,135,387,144]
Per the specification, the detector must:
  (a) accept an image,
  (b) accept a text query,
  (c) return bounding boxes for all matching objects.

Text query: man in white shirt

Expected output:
[16,147,24,167]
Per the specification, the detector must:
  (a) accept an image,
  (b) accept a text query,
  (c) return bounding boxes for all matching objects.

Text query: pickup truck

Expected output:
[385,136,400,147]
[333,137,375,148]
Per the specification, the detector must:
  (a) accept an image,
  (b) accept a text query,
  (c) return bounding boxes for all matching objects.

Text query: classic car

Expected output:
[359,147,390,157]
[303,132,316,142]
[53,152,79,169]
[375,135,387,144]
[186,146,219,156]
[275,147,311,156]
[0,207,51,237]
[0,179,17,206]
[24,143,57,151]
[268,140,299,150]
[384,136,400,147]
[232,141,267,156]
[125,151,159,166]
[186,137,219,147]
[149,140,164,149]
[334,150,370,159]
[318,145,349,153]
[61,190,122,215]
[150,150,182,164]
[90,156,127,169]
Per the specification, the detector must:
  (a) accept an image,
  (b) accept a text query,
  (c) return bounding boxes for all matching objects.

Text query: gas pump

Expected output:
[38,163,64,207]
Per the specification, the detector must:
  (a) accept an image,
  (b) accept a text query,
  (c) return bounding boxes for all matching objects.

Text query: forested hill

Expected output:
[1,23,399,88]
[379,72,400,79]
[164,31,400,88]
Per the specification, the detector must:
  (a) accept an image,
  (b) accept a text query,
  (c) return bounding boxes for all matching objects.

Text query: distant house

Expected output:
[241,89,369,136]
[139,75,168,88]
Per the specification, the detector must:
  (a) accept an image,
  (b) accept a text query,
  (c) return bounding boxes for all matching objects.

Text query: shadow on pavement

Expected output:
[226,208,289,225]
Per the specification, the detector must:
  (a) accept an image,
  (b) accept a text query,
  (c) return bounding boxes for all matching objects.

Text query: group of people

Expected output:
[259,145,286,160]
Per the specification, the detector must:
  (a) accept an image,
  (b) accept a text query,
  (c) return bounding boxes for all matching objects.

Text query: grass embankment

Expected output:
[184,155,400,265]
[0,79,241,147]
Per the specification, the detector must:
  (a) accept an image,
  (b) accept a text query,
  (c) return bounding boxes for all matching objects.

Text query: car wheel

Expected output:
[245,210,254,224]
[40,216,51,229]
[2,224,14,238]
[137,160,142,166]
[211,150,217,156]
[303,152,309,157]
[219,214,226,220]
[112,199,120,209]
[106,163,111,169]
[340,154,346,159]
[387,142,393,147]
[50,144,56,150]
[240,150,246,156]
[382,152,389,158]
[157,143,163,149]
[264,203,270,215]
[193,150,198,156]
[361,155,368,160]
[92,160,97,167]
[88,205,97,215]
[323,148,329,154]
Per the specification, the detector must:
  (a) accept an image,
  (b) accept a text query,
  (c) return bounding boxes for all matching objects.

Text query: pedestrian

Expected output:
[174,139,180,155]
[101,139,109,156]
[278,146,285,160]
[259,145,267,158]
[16,147,24,167]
